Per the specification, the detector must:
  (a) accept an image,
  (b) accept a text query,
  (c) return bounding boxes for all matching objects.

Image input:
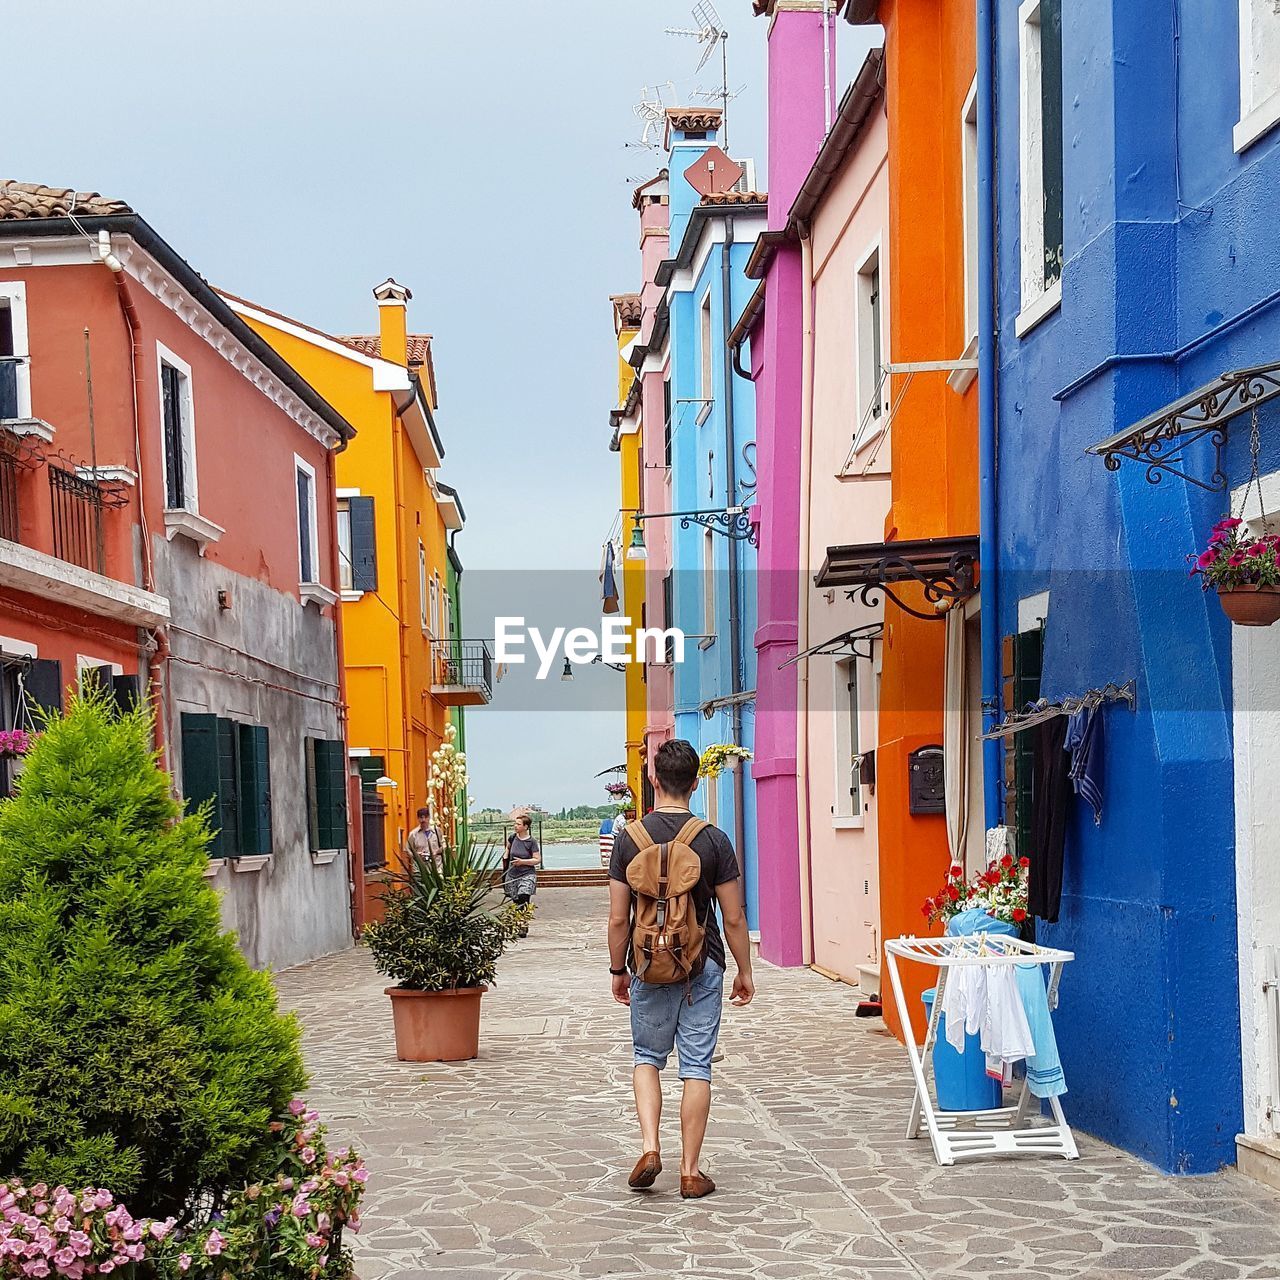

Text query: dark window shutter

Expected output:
[112,673,143,717]
[238,724,273,856]
[1039,0,1064,289]
[307,737,348,850]
[181,712,227,859]
[1011,629,1044,857]
[216,717,241,857]
[348,496,378,593]
[162,364,185,509]
[82,664,114,701]
[23,659,63,722]
[297,469,314,582]
[356,755,385,790]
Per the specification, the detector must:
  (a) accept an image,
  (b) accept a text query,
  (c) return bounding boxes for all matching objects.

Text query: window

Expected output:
[702,527,716,638]
[662,571,675,663]
[856,248,887,429]
[699,292,713,415]
[429,572,441,638]
[1002,626,1044,857]
[663,377,673,468]
[336,494,377,594]
[1018,0,1064,333]
[418,541,428,631]
[157,346,197,512]
[306,736,349,852]
[833,657,862,820]
[295,457,318,584]
[180,713,273,859]
[961,80,980,346]
[336,500,352,591]
[0,282,31,422]
[1236,0,1280,151]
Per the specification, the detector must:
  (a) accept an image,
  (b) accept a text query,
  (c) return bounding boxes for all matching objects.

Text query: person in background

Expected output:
[406,807,443,866]
[505,810,541,935]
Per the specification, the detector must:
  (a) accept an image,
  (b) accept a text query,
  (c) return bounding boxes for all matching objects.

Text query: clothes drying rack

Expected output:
[883,934,1079,1166]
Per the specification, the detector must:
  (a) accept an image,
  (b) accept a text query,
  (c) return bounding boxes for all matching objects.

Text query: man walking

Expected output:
[607,739,754,1198]
[406,808,442,866]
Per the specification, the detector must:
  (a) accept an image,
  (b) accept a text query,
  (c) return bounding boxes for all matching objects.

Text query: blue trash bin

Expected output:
[922,987,1002,1112]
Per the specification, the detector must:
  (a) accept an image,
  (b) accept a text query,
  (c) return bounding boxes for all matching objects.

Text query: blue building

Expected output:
[655,109,764,930]
[991,0,1280,1179]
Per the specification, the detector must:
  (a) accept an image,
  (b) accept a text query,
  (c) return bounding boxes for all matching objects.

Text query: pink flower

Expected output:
[177,1255,192,1273]
[300,1148,316,1166]
[204,1230,224,1258]
[1215,517,1243,530]
[98,1264,114,1275]
[23,1261,49,1278]
[288,1099,306,1116]
[90,1193,111,1212]
[291,1196,312,1219]
[1229,550,1247,566]
[332,1173,349,1188]
[305,1234,325,1249]
[352,1167,369,1184]
[347,1216,361,1235]
[1196,549,1217,568]
[148,1221,172,1241]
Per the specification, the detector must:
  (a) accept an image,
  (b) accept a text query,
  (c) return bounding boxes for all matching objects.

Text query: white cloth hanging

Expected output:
[980,964,1036,1074]
[941,964,987,1053]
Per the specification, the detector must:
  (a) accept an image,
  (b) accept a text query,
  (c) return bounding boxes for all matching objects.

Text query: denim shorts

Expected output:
[629,959,724,1081]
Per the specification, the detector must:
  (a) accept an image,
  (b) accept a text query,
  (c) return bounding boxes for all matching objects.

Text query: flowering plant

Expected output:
[427,723,468,842]
[0,1104,366,1280]
[697,744,752,780]
[923,854,1030,928]
[604,781,632,799]
[0,728,30,758]
[1190,517,1280,591]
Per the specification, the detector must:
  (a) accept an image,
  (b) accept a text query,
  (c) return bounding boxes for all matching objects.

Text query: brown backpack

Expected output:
[624,817,708,985]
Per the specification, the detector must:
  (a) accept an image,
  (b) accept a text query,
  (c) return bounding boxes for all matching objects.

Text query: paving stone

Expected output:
[276,888,1280,1280]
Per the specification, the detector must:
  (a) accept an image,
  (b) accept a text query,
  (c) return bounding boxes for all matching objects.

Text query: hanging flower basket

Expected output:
[0,728,31,758]
[1189,517,1280,628]
[698,743,753,780]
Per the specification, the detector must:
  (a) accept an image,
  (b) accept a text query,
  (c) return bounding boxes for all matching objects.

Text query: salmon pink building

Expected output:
[0,182,356,970]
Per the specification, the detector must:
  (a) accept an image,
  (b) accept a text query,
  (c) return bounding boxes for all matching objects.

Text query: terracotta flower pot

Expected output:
[385,985,486,1062]
[1218,584,1280,627]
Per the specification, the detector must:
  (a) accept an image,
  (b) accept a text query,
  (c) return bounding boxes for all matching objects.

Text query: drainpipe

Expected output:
[796,226,817,965]
[977,0,1001,825]
[721,218,748,882]
[99,233,168,769]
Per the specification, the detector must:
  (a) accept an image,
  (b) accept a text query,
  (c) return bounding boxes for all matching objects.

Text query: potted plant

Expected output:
[0,727,30,758]
[365,838,530,1062]
[1190,517,1280,627]
[698,743,753,779]
[923,853,1030,932]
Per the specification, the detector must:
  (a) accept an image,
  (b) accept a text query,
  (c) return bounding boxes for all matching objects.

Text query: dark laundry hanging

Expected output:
[1028,716,1073,923]
[859,748,876,793]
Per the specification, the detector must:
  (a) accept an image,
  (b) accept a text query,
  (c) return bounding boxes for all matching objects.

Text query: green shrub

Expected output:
[365,839,529,991]
[0,693,307,1219]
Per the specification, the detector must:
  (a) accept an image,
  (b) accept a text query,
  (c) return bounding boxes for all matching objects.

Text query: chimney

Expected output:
[373,277,411,367]
[755,0,838,231]
[663,108,724,249]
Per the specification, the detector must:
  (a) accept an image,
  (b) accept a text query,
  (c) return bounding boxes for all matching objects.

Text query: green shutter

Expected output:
[238,724,273,856]
[356,756,385,791]
[1011,628,1044,858]
[307,738,349,851]
[216,718,241,857]
[181,713,228,859]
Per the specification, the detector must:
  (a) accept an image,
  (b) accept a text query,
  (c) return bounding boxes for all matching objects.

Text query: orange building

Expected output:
[836,0,981,1040]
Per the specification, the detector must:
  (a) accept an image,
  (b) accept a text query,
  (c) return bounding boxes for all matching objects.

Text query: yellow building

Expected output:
[610,294,646,811]
[225,280,488,923]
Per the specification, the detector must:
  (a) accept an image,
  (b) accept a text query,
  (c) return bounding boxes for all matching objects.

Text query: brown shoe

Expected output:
[680,1172,716,1199]
[628,1151,662,1189]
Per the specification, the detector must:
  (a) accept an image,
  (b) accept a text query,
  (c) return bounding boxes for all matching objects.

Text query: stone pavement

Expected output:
[276,889,1280,1280]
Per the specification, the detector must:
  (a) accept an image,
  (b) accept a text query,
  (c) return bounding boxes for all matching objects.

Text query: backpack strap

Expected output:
[625,820,657,852]
[674,817,707,847]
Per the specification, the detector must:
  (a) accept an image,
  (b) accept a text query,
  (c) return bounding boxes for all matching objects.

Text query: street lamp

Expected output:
[627,522,648,561]
[560,658,574,682]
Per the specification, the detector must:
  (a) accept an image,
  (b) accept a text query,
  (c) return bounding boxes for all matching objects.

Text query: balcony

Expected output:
[430,638,493,706]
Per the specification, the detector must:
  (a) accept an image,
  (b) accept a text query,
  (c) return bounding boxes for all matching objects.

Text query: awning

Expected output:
[1086,361,1280,493]
[594,764,627,777]
[815,535,979,621]
[778,622,883,669]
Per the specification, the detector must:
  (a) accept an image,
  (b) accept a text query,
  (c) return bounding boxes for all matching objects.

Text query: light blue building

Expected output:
[990,0,1280,1178]
[655,110,765,930]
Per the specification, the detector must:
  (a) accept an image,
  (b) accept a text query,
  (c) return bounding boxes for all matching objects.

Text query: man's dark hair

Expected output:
[653,739,700,797]
[416,807,430,819]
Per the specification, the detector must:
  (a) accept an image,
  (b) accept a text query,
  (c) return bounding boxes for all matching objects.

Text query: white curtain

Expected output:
[943,608,969,864]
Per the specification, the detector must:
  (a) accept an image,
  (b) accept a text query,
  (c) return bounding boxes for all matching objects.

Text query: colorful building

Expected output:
[841,0,981,1042]
[608,293,646,812]
[0,181,356,970]
[228,281,486,927]
[742,41,892,986]
[986,0,1280,1180]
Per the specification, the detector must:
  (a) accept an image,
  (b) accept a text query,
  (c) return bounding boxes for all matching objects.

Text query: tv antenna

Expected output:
[627,82,675,151]
[666,2,734,150]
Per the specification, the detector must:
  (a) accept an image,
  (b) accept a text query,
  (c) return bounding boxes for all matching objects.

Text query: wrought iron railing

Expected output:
[0,448,19,543]
[0,358,21,421]
[48,465,104,573]
[431,639,493,699]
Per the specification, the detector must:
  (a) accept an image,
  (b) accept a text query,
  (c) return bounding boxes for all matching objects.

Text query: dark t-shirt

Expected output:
[608,810,740,972]
[505,835,539,885]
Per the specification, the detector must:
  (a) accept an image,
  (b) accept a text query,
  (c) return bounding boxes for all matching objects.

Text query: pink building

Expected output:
[629,172,675,798]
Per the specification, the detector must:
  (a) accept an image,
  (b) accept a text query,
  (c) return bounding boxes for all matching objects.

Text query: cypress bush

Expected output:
[0,694,307,1219]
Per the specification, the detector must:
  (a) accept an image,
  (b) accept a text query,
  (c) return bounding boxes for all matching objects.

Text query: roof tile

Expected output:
[0,180,131,220]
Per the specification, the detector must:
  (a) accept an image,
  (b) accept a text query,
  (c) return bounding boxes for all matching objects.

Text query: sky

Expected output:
[5,1,870,812]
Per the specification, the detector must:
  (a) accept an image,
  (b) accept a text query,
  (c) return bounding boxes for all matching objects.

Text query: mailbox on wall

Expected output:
[908,745,945,814]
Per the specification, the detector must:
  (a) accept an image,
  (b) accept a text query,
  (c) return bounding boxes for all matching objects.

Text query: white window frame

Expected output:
[156,342,199,514]
[294,454,320,586]
[1235,0,1280,152]
[832,655,864,825]
[418,540,428,632]
[429,570,441,638]
[852,239,889,455]
[0,281,32,421]
[1016,0,1062,338]
[961,78,980,352]
[335,497,353,592]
